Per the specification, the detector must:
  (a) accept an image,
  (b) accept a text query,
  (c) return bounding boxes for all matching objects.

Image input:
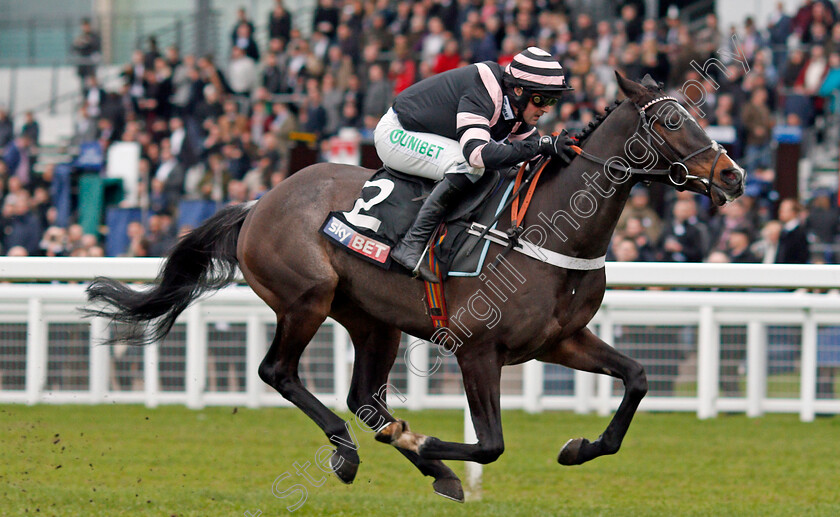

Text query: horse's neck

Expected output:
[530,101,639,258]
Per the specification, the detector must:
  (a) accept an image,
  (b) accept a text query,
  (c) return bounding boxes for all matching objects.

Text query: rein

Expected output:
[464,156,550,257]
[511,157,550,227]
[570,96,725,195]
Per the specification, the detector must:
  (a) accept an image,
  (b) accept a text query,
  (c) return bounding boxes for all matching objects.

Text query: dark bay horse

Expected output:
[86,73,744,502]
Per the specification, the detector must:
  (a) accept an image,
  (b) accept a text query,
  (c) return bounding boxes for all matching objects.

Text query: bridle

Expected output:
[571,96,726,196]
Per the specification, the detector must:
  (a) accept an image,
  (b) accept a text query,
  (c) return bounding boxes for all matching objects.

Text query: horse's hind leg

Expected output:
[538,327,648,465]
[258,282,362,483]
[332,307,464,502]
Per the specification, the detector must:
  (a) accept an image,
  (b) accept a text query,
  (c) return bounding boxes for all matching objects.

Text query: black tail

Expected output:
[85,202,254,345]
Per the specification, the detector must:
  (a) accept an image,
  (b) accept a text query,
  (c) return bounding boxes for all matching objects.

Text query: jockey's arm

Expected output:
[458,123,540,170]
[455,94,541,170]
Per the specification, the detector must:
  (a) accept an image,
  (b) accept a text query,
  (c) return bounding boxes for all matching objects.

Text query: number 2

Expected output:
[342,179,395,232]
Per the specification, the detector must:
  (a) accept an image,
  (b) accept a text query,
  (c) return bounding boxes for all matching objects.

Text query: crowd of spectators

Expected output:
[2,0,840,263]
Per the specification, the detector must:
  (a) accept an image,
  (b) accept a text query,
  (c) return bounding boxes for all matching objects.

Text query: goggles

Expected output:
[529,93,559,107]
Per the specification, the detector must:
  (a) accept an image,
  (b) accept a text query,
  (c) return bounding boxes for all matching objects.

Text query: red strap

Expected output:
[424,225,448,328]
[511,157,550,226]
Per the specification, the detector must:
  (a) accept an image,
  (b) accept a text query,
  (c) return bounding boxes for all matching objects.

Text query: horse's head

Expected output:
[615,72,745,206]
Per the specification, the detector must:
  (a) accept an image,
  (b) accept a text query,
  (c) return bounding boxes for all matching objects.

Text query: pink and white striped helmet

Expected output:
[504,47,573,94]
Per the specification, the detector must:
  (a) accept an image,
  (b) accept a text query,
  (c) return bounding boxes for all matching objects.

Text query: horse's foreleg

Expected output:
[379,348,505,466]
[538,327,647,465]
[335,309,464,502]
[258,283,362,483]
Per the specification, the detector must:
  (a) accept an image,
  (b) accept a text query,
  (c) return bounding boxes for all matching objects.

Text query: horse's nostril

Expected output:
[721,168,741,186]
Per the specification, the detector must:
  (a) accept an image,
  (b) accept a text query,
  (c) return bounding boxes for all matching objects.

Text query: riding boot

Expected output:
[390,175,467,283]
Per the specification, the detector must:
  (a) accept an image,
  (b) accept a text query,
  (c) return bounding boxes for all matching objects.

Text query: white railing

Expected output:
[0,259,839,422]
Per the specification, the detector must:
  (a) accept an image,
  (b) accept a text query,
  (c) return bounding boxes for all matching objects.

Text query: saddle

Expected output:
[320,166,518,279]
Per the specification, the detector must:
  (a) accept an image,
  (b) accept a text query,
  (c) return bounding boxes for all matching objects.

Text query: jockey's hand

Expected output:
[525,154,544,173]
[539,130,577,166]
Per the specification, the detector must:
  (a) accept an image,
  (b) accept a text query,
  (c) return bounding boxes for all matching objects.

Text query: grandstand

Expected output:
[1,0,839,264]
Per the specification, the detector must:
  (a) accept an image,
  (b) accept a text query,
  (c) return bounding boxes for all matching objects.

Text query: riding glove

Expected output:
[539,130,577,166]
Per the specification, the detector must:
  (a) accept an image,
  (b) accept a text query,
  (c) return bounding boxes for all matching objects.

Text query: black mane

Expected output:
[571,82,662,144]
[571,99,623,144]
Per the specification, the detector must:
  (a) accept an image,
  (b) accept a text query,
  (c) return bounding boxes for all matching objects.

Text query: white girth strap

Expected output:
[467,223,606,271]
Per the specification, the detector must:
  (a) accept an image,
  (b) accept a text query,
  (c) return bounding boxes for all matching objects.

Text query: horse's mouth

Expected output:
[685,180,737,206]
[709,184,727,206]
[709,182,743,206]
[684,165,744,206]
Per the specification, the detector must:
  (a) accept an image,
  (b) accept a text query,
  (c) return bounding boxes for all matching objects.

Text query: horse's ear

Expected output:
[640,74,660,90]
[615,71,645,102]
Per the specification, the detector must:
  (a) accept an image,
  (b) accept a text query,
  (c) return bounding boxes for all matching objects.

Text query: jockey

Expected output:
[373,46,576,282]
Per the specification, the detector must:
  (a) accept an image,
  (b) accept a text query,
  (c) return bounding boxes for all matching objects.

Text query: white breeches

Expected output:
[373,108,484,181]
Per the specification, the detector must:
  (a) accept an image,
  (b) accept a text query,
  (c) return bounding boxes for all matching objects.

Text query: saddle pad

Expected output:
[320,167,514,277]
[320,213,394,267]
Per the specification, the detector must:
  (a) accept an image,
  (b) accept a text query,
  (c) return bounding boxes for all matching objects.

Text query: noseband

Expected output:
[572,96,725,196]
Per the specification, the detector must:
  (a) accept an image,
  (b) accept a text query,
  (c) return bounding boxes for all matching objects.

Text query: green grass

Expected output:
[1,405,838,516]
[673,373,840,398]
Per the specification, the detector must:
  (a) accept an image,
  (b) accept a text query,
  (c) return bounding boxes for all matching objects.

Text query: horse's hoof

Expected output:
[433,477,464,503]
[375,420,407,444]
[558,437,589,466]
[330,450,359,484]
